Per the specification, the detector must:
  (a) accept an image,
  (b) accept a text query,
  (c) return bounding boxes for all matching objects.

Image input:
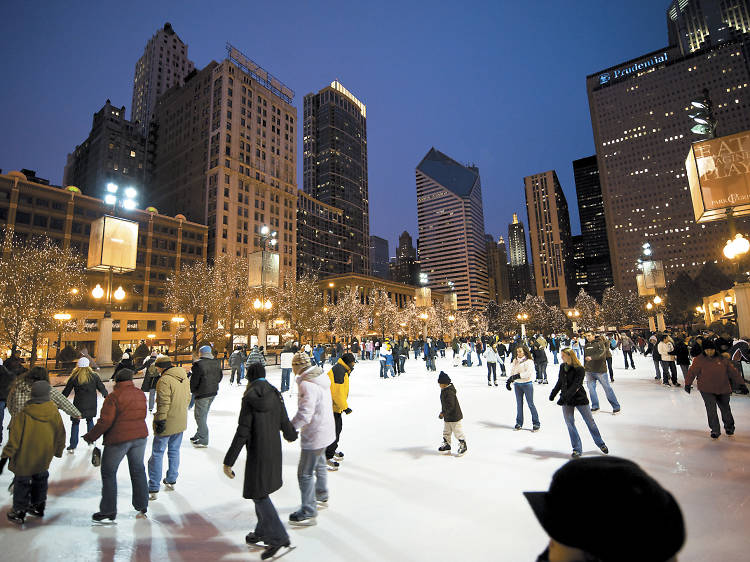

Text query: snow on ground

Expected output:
[1,351,748,561]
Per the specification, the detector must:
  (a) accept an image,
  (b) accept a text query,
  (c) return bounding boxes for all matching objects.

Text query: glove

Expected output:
[154,419,166,434]
[439,412,444,419]
[684,385,691,394]
[506,374,520,391]
[0,456,7,475]
[344,408,352,415]
[286,430,299,442]
[739,384,749,395]
[223,465,235,479]
[549,394,555,402]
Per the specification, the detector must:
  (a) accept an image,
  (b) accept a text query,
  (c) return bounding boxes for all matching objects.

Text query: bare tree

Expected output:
[165,260,215,351]
[332,285,366,343]
[277,272,324,344]
[368,288,399,340]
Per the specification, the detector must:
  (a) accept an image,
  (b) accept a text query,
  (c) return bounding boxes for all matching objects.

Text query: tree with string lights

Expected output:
[331,285,366,344]
[277,272,324,344]
[165,260,216,351]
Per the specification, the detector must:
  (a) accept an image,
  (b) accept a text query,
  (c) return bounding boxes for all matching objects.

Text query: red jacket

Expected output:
[685,354,743,395]
[83,380,148,446]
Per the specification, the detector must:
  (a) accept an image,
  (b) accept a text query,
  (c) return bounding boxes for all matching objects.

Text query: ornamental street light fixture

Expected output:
[517,312,529,338]
[171,316,185,363]
[689,89,716,139]
[567,309,580,332]
[646,296,666,332]
[252,225,278,349]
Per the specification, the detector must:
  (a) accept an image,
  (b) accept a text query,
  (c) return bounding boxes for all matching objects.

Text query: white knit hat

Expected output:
[77,357,90,368]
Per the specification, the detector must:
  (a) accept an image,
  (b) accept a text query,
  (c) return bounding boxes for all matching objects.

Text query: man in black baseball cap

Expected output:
[524,456,684,561]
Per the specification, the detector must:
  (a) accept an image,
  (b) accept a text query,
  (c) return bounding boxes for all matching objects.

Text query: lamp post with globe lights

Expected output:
[567,309,580,333]
[53,312,72,368]
[517,312,529,338]
[251,225,278,349]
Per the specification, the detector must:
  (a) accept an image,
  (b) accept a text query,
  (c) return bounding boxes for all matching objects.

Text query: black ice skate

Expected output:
[261,542,296,560]
[7,509,25,524]
[456,440,467,456]
[289,511,317,526]
[28,502,45,517]
[92,512,116,524]
[438,440,451,453]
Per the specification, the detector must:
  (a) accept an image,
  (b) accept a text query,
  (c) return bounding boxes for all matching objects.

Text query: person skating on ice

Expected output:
[61,357,108,454]
[437,372,467,455]
[507,345,540,431]
[583,332,620,414]
[325,353,355,469]
[484,343,499,386]
[549,348,608,459]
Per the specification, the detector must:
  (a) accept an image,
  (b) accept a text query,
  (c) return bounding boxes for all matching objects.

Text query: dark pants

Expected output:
[13,470,48,512]
[699,392,735,435]
[652,356,662,378]
[606,357,614,380]
[535,362,548,381]
[399,355,406,372]
[100,437,148,515]
[325,412,343,459]
[487,362,497,382]
[0,399,6,441]
[253,496,289,546]
[623,349,635,368]
[70,417,95,449]
[660,361,678,384]
[498,359,506,375]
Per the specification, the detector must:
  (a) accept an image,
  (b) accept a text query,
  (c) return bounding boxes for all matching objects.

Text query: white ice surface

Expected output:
[0,352,748,561]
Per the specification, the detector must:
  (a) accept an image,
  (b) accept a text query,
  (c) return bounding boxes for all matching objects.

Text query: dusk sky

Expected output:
[0,1,666,253]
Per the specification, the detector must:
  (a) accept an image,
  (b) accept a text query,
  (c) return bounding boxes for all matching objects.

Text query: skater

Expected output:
[647,334,662,380]
[139,351,159,412]
[549,348,608,458]
[685,339,749,439]
[549,334,559,365]
[532,342,548,384]
[658,334,680,387]
[601,335,615,382]
[83,368,148,522]
[0,359,17,444]
[288,352,335,526]
[524,457,685,562]
[325,353,355,469]
[583,332,621,414]
[189,345,222,448]
[229,346,244,385]
[147,356,190,499]
[223,362,298,560]
[484,343,498,386]
[113,352,134,376]
[437,372,467,455]
[674,335,692,383]
[61,357,108,453]
[496,339,508,376]
[1,381,65,524]
[279,343,295,393]
[620,332,636,369]
[8,366,81,419]
[507,345,540,431]
[246,345,266,368]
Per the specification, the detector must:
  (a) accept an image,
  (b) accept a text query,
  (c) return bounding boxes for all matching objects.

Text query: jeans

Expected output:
[660,361,678,384]
[70,417,95,449]
[498,359,506,375]
[100,437,148,515]
[193,396,215,445]
[297,448,328,517]
[325,412,343,459]
[230,367,241,383]
[280,368,292,392]
[465,353,472,367]
[606,357,614,380]
[514,382,540,427]
[239,362,245,382]
[425,357,436,371]
[148,389,156,411]
[586,372,620,411]
[562,405,605,453]
[487,362,497,382]
[253,496,289,546]
[623,349,635,368]
[148,432,183,491]
[379,360,386,377]
[399,355,406,371]
[13,470,48,512]
[477,352,482,366]
[699,392,735,434]
[552,351,559,365]
[535,362,548,381]
[679,364,689,380]
[652,356,662,378]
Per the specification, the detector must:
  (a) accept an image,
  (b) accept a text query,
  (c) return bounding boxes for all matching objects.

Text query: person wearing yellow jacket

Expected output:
[325,353,355,469]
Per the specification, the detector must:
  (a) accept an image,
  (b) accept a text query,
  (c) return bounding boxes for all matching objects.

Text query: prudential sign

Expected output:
[599,52,669,85]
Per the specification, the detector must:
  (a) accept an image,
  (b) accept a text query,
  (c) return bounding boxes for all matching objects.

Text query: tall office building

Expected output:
[150,46,297,274]
[573,155,613,301]
[524,171,575,308]
[370,235,389,279]
[296,190,347,277]
[63,100,147,197]
[667,0,750,55]
[486,235,511,304]
[572,234,588,295]
[390,230,420,285]
[587,1,750,290]
[415,148,488,310]
[131,23,195,137]
[303,81,369,274]
[507,213,533,301]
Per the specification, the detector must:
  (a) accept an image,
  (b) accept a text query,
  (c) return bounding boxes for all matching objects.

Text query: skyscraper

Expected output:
[486,235,511,304]
[573,155,613,301]
[416,148,488,310]
[667,0,750,55]
[572,234,588,295]
[587,1,750,290]
[507,213,533,301]
[370,236,389,279]
[303,81,369,274]
[296,190,347,278]
[524,171,575,308]
[131,23,195,137]
[390,230,420,285]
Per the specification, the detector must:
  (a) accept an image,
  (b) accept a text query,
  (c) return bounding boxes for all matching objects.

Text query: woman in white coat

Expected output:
[506,345,540,431]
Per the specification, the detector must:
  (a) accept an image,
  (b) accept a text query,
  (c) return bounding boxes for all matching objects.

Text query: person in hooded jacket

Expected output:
[437,372,467,455]
[189,345,223,447]
[223,362,298,560]
[325,353,355,469]
[83,368,148,523]
[61,357,108,453]
[532,342,549,384]
[549,348,608,459]
[287,352,335,526]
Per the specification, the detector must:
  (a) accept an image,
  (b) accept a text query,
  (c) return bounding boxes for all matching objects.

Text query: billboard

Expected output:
[248,251,279,288]
[87,215,138,272]
[687,131,750,223]
[641,260,666,289]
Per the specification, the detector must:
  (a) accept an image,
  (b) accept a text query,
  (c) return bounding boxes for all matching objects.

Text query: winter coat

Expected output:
[657,341,676,363]
[583,339,607,374]
[496,343,508,358]
[674,341,691,366]
[715,337,733,356]
[690,341,704,358]
[0,364,16,401]
[223,379,297,499]
[83,380,148,446]
[291,365,336,450]
[549,365,589,406]
[140,361,161,393]
[2,400,65,477]
[685,354,744,395]
[510,357,536,383]
[154,366,191,436]
[61,368,108,419]
[620,336,634,351]
[246,349,266,367]
[229,350,244,369]
[190,357,222,399]
[483,347,498,363]
[328,358,351,413]
[280,351,294,369]
[440,383,463,422]
[114,358,135,375]
[532,347,548,365]
[8,377,81,418]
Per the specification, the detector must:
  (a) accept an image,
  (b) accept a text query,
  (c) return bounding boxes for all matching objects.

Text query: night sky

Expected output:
[0,1,666,254]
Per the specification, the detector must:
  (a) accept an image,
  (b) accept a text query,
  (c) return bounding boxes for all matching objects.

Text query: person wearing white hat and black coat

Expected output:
[61,357,108,453]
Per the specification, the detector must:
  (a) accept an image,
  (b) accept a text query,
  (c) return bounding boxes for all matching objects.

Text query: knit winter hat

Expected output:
[29,380,51,404]
[115,368,134,382]
[154,355,172,368]
[77,357,90,368]
[701,339,716,350]
[198,345,213,358]
[122,353,130,360]
[341,353,356,367]
[438,372,451,384]
[292,351,311,374]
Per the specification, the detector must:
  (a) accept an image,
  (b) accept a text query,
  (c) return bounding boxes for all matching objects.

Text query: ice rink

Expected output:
[1,350,748,561]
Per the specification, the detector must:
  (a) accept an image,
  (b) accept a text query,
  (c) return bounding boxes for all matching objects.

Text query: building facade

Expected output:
[573,155,614,301]
[507,213,533,301]
[131,23,195,137]
[369,235,389,279]
[296,190,348,278]
[63,100,148,197]
[572,234,588,296]
[667,0,750,55]
[486,235,511,304]
[390,230,420,286]
[150,46,297,275]
[415,148,488,310]
[303,81,370,274]
[524,170,575,308]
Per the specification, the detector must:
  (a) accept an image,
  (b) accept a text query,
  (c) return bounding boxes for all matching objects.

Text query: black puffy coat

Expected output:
[673,341,691,366]
[0,364,16,401]
[549,364,588,406]
[532,346,548,364]
[62,369,108,419]
[190,358,222,399]
[440,384,463,422]
[223,379,297,499]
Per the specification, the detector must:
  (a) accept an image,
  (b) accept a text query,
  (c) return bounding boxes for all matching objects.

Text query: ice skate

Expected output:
[246,532,266,546]
[334,451,344,461]
[456,440,467,456]
[326,459,339,471]
[28,502,45,517]
[289,511,317,526]
[92,512,116,524]
[162,479,175,491]
[571,451,582,459]
[149,491,158,501]
[66,447,75,454]
[261,542,295,560]
[7,509,25,524]
[316,499,329,510]
[438,439,451,453]
[532,425,540,432]
[599,444,609,454]
[514,424,521,430]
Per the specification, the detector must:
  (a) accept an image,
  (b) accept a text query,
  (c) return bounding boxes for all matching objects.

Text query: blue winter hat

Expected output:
[199,345,213,358]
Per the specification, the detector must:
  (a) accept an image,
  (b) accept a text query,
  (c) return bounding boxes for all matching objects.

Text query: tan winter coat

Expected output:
[154,367,190,436]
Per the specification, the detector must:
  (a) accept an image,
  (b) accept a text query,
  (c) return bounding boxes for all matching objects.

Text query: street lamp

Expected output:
[53,312,71,368]
[567,309,580,333]
[171,316,185,363]
[419,312,429,338]
[517,312,529,338]
[646,296,666,332]
[253,225,278,349]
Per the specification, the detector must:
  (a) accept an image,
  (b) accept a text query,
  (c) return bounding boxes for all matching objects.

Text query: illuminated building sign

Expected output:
[599,52,669,85]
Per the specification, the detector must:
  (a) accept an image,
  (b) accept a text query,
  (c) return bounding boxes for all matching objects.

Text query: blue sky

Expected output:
[0,0,667,253]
